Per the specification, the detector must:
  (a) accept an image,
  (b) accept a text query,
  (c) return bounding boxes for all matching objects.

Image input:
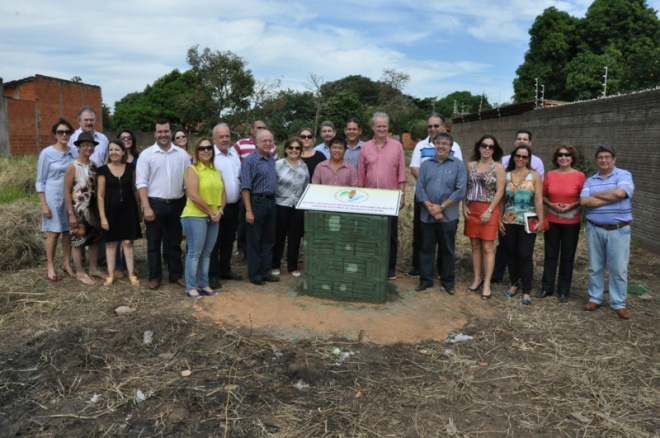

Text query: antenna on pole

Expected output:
[535,78,539,109]
[602,66,608,97]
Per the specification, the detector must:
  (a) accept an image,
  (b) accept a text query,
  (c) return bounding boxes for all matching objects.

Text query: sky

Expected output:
[2,0,659,112]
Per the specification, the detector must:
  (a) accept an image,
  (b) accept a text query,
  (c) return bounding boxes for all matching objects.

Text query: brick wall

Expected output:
[451,89,660,253]
[1,75,102,156]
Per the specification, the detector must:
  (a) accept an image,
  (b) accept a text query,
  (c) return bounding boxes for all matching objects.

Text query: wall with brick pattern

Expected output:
[451,89,660,252]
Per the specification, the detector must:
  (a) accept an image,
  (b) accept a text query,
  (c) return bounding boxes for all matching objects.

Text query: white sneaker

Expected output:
[291,270,301,277]
[271,269,281,276]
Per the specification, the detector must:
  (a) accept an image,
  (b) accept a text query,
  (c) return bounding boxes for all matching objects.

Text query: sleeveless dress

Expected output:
[97,164,142,242]
[464,161,500,240]
[70,161,99,247]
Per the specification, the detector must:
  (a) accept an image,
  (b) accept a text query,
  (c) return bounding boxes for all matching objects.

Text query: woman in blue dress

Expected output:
[36,119,78,282]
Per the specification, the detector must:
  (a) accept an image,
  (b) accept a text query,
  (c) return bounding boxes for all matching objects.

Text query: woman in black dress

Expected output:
[97,140,142,287]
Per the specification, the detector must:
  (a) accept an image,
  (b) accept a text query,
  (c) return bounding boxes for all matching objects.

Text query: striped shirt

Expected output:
[240,150,278,195]
[312,160,358,187]
[581,167,634,225]
[233,137,278,163]
[275,159,309,207]
[357,138,407,190]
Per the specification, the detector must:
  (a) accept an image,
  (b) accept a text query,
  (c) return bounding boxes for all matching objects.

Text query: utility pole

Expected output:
[534,78,539,108]
[602,66,608,97]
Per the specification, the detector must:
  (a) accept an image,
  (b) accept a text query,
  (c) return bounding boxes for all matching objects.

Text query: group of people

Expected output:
[408,116,634,320]
[36,107,634,319]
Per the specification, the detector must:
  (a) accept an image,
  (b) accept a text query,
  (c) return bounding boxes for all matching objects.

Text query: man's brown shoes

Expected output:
[615,309,630,320]
[583,302,599,311]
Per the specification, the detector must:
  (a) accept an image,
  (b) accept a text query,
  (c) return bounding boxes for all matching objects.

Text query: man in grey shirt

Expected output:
[414,132,467,294]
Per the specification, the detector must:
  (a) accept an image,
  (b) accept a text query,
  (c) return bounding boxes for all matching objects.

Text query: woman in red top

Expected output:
[540,142,586,303]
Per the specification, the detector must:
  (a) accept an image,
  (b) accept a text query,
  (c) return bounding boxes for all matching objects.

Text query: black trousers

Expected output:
[503,223,536,294]
[420,220,458,287]
[413,198,442,273]
[245,196,276,281]
[542,221,580,296]
[272,205,304,272]
[145,197,185,282]
[209,202,240,278]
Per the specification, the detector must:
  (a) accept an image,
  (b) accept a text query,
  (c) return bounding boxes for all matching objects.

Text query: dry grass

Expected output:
[0,200,44,271]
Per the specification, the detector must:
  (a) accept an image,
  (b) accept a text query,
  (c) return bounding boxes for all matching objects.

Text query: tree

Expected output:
[101,102,113,130]
[320,75,381,106]
[513,0,660,102]
[178,45,255,132]
[320,90,368,135]
[305,73,325,137]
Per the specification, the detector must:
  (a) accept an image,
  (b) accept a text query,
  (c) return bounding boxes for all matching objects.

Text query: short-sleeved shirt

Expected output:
[233,137,278,163]
[240,150,278,195]
[580,167,634,225]
[410,136,462,196]
[543,170,586,224]
[312,160,358,187]
[344,141,364,170]
[275,159,309,207]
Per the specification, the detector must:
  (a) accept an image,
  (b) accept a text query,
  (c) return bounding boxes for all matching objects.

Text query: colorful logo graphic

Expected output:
[335,189,368,204]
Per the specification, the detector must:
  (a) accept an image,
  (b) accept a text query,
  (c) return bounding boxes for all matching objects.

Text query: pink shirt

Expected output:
[543,170,586,224]
[312,160,358,186]
[357,138,407,190]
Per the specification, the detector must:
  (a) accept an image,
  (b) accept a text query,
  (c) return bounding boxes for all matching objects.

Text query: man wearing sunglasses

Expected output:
[408,113,463,278]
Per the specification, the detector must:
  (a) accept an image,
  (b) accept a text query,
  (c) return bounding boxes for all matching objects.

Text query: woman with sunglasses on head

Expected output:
[181,138,226,298]
[36,118,79,282]
[463,135,506,299]
[298,127,325,179]
[272,137,310,278]
[499,145,544,304]
[540,142,585,303]
[97,140,142,288]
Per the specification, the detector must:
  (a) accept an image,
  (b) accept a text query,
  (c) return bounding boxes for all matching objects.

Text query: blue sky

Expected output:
[1,0,659,111]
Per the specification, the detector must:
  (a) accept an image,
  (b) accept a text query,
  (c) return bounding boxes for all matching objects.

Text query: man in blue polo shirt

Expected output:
[580,144,634,320]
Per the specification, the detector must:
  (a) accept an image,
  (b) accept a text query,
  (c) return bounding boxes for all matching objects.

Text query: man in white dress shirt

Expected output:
[209,123,244,288]
[68,106,109,168]
[136,118,191,289]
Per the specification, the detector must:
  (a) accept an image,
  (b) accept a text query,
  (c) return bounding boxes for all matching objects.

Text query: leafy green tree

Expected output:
[260,89,318,139]
[178,45,255,132]
[101,102,113,130]
[320,75,380,106]
[320,90,368,135]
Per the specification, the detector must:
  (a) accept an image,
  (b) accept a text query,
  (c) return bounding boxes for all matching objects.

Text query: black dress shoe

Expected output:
[558,294,568,304]
[209,276,222,289]
[250,278,265,286]
[415,283,432,292]
[220,271,243,281]
[263,273,280,282]
[443,285,455,295]
[538,290,554,298]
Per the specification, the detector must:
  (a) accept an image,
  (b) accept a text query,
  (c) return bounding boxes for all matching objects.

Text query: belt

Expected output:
[589,220,630,230]
[251,193,275,200]
[149,196,184,203]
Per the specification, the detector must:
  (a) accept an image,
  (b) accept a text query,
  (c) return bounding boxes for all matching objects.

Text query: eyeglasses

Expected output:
[287,146,301,151]
[299,135,313,139]
[79,144,95,149]
[119,136,132,141]
[515,154,529,160]
[427,124,441,129]
[198,146,213,152]
[255,126,267,130]
[56,130,73,136]
[174,135,187,140]
[557,152,572,158]
[480,144,495,150]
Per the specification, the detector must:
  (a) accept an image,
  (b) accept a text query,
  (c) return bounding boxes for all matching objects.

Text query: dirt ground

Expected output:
[1,236,659,438]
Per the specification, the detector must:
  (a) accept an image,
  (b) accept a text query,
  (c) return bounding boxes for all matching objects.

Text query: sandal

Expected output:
[481,292,491,300]
[504,287,519,297]
[186,289,202,299]
[521,296,533,305]
[129,275,140,287]
[76,273,95,285]
[467,278,484,292]
[103,277,114,287]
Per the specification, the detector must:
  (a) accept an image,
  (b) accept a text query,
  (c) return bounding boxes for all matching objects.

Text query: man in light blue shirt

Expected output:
[414,132,467,295]
[580,144,634,320]
[313,121,336,158]
[343,118,364,170]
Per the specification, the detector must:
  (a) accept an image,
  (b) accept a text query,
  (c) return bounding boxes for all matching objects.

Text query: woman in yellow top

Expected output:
[181,137,227,298]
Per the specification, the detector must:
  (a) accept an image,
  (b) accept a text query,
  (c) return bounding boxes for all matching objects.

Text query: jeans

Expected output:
[542,222,580,296]
[586,222,630,309]
[273,204,304,272]
[246,196,276,281]
[181,217,219,290]
[503,223,537,294]
[209,202,240,278]
[420,220,458,288]
[145,197,185,282]
[492,231,508,282]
